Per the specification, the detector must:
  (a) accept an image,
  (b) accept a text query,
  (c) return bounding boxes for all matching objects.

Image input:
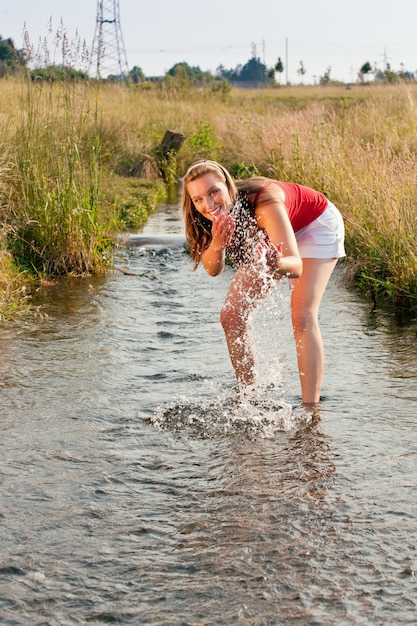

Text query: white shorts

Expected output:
[295,201,346,259]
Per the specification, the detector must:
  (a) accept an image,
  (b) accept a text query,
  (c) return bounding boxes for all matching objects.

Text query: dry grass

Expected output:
[2,77,417,317]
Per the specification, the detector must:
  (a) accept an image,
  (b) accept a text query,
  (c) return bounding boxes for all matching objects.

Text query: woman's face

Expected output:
[187,172,232,221]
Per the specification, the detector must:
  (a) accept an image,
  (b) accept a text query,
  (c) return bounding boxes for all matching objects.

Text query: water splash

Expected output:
[149,388,315,440]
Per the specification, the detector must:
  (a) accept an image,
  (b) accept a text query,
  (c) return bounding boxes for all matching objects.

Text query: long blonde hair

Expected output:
[181,160,237,268]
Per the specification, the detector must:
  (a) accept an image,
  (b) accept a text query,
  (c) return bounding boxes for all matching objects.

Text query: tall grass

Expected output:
[10,76,111,275]
[127,82,417,313]
[2,76,417,317]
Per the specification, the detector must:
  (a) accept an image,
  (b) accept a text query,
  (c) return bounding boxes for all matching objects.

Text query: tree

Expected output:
[0,36,26,76]
[0,37,15,62]
[275,57,284,83]
[267,67,276,83]
[319,66,332,84]
[217,57,269,86]
[383,63,397,83]
[237,57,267,84]
[166,62,212,84]
[129,66,145,83]
[216,63,240,82]
[297,60,306,83]
[358,61,372,83]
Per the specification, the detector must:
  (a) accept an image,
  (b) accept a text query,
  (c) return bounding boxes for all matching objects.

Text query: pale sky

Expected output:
[2,0,417,83]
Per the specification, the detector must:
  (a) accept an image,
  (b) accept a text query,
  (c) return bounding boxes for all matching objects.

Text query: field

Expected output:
[1,76,417,319]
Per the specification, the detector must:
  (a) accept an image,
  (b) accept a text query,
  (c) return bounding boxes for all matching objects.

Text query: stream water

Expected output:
[1,198,416,625]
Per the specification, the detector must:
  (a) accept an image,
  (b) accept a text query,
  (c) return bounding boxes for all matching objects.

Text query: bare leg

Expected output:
[290,258,338,405]
[220,266,274,386]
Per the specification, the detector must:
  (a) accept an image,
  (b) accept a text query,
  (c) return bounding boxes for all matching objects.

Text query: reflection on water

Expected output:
[0,200,416,625]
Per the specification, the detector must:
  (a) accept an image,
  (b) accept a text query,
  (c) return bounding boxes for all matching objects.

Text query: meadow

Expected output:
[1,76,417,319]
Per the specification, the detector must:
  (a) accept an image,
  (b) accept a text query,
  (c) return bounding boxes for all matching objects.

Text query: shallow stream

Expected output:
[1,199,416,624]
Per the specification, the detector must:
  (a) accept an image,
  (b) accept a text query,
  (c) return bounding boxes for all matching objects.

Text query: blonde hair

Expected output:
[181,160,237,268]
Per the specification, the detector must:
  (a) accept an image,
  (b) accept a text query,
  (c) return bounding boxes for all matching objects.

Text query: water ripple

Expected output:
[1,211,417,624]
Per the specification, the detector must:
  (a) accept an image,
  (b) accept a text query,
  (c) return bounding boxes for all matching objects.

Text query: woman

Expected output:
[182,159,345,407]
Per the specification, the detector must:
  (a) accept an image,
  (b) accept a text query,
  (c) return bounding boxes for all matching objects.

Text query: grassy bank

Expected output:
[1,77,417,319]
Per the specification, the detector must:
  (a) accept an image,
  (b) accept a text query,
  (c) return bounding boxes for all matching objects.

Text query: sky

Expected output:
[2,0,417,83]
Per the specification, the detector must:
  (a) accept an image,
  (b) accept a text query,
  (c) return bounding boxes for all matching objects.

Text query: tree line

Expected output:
[1,34,416,86]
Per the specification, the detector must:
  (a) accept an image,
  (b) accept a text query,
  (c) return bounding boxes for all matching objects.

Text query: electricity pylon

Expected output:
[90,0,129,79]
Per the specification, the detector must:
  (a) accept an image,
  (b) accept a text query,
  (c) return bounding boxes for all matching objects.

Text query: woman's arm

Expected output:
[255,188,302,279]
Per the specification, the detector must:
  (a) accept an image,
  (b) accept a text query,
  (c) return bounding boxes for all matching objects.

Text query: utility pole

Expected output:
[285,37,288,84]
[90,0,129,79]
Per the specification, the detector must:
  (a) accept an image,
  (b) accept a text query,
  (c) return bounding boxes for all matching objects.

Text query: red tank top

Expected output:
[255,180,328,232]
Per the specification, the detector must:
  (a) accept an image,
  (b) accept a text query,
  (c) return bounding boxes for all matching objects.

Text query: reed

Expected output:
[9,76,109,274]
[0,230,30,322]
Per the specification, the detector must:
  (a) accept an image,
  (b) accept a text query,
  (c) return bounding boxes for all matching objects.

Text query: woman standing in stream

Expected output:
[182,160,345,408]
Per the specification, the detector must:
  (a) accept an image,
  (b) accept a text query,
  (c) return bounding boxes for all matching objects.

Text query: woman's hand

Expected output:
[211,213,236,251]
[255,239,283,277]
[201,213,235,276]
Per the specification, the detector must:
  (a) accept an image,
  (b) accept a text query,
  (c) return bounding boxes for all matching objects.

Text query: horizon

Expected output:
[2,0,417,85]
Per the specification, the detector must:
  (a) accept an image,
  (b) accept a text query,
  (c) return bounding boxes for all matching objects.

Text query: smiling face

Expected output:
[186,172,233,221]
